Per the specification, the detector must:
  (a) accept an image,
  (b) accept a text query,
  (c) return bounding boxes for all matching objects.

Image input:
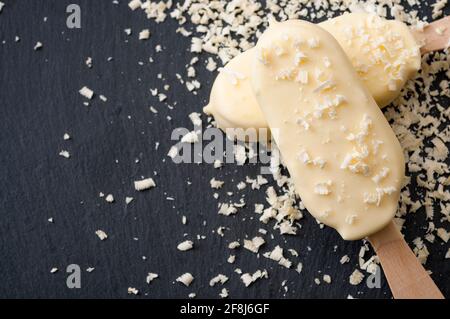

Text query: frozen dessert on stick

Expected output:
[252,18,404,240]
[252,19,443,299]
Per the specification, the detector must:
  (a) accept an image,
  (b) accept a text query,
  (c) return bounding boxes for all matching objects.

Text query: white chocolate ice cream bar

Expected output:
[251,19,405,240]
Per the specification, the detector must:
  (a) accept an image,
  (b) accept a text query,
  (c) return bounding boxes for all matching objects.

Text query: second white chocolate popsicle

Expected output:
[320,13,421,107]
[251,19,405,240]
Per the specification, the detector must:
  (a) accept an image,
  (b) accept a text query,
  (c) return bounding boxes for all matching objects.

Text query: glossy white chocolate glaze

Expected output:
[204,49,267,141]
[320,13,421,108]
[251,19,405,240]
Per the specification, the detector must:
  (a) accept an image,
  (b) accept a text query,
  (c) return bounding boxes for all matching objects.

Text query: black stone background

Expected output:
[0,0,448,298]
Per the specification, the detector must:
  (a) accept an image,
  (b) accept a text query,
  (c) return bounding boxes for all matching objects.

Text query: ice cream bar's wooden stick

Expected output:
[368,221,444,299]
[413,16,450,54]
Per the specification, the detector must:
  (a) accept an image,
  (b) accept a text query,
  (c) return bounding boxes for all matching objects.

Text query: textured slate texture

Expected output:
[0,0,448,298]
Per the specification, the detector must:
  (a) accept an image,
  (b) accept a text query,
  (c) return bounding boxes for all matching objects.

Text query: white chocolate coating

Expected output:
[320,13,421,108]
[204,13,421,140]
[204,49,267,140]
[252,20,405,240]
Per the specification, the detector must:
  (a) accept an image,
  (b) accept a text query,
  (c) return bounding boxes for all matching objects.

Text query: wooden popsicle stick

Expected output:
[368,221,444,299]
[412,16,450,54]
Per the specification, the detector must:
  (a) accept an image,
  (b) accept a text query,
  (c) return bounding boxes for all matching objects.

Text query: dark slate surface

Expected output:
[0,0,448,299]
